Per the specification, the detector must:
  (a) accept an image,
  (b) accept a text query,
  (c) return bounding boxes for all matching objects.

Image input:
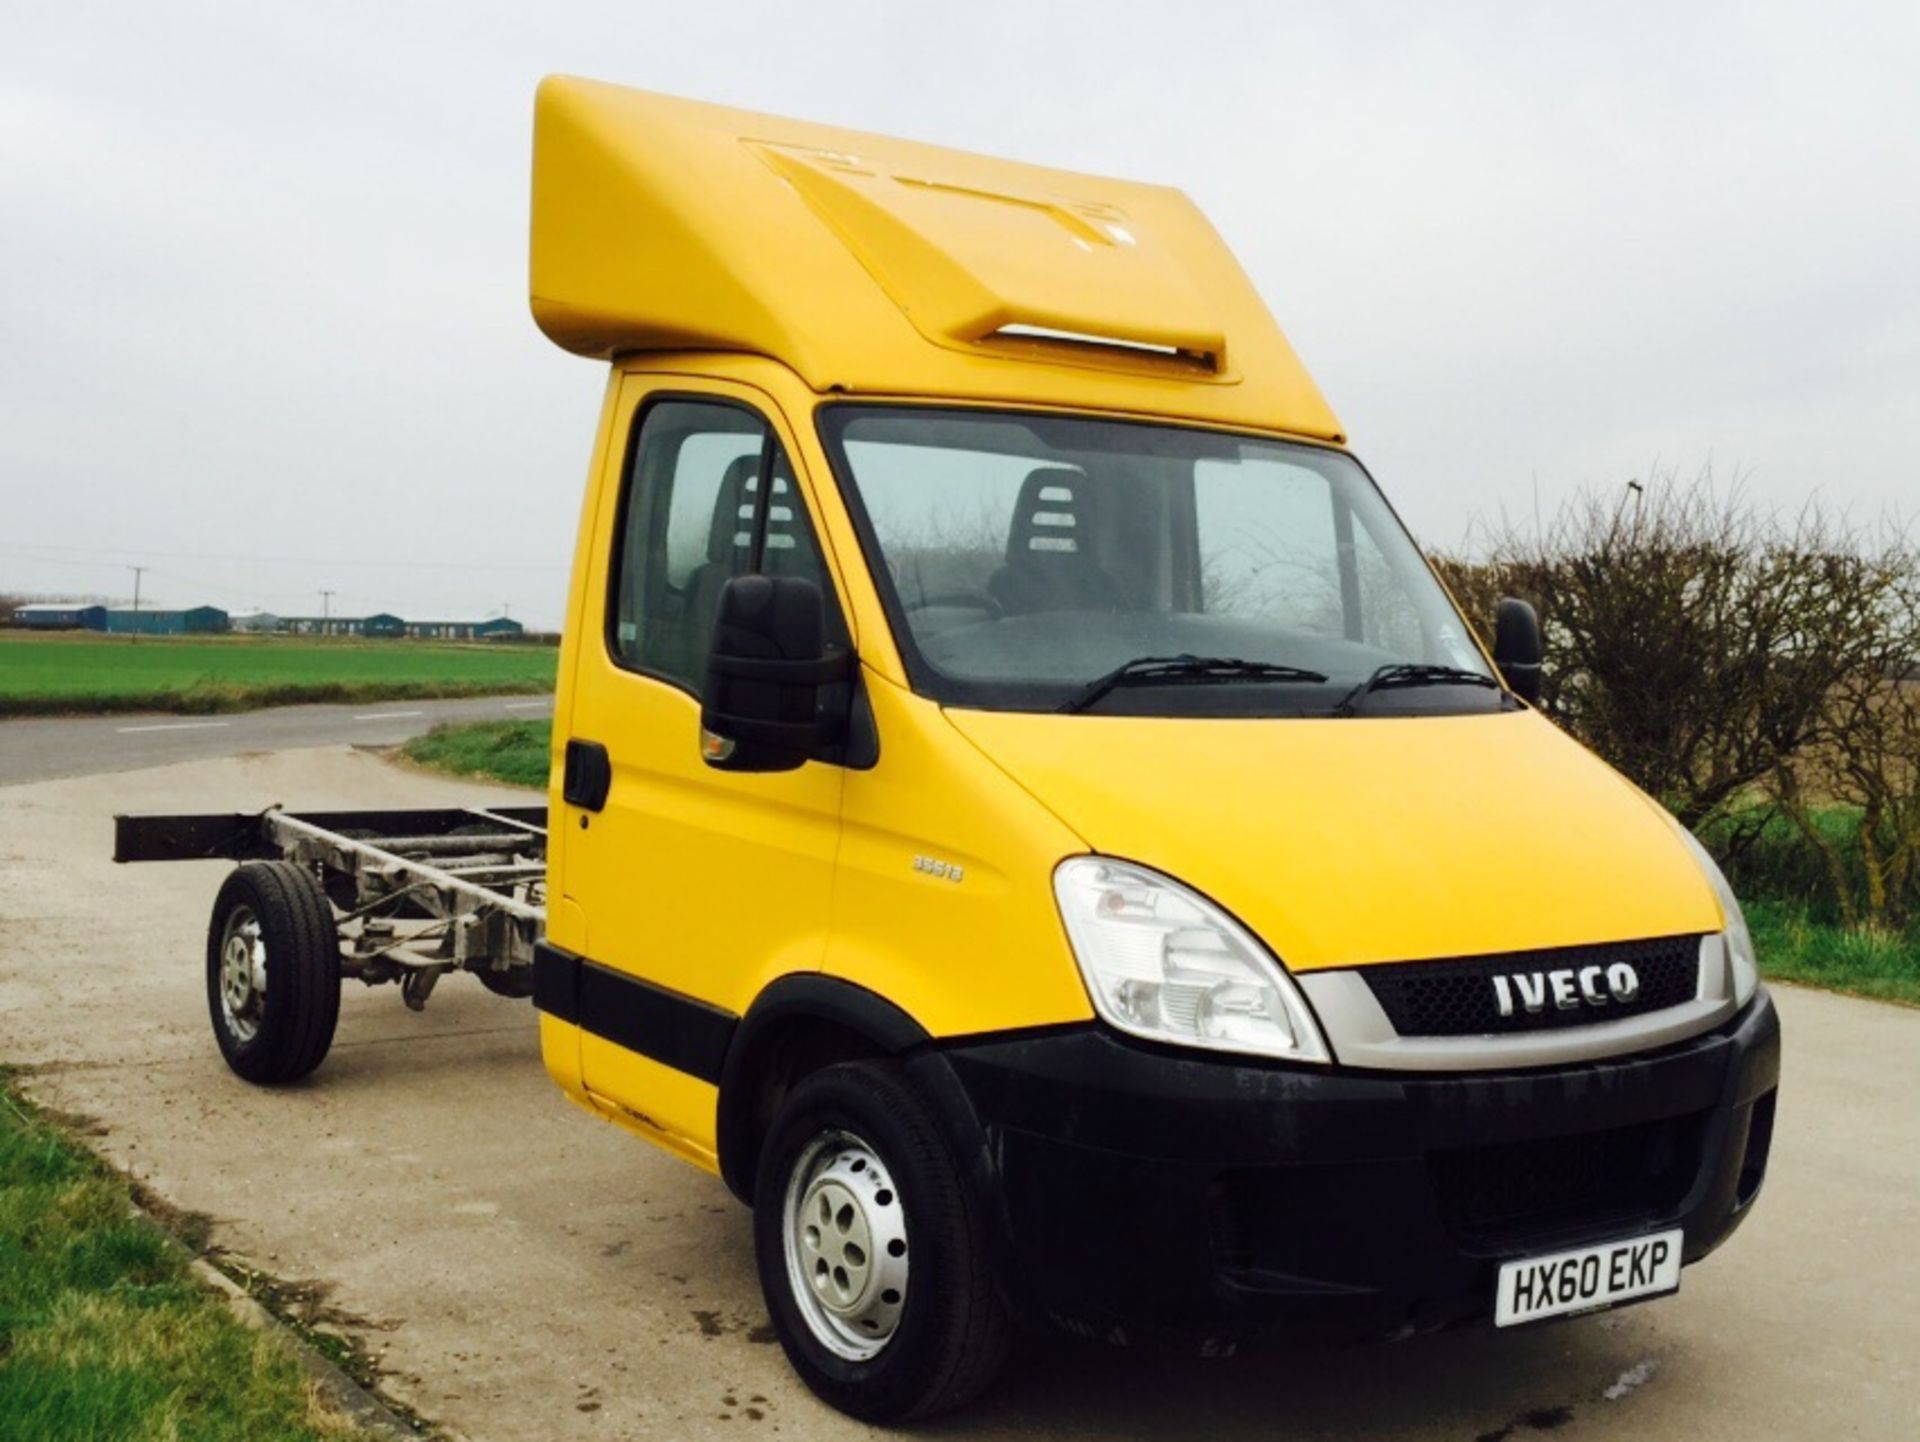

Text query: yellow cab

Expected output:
[525,77,1781,1422]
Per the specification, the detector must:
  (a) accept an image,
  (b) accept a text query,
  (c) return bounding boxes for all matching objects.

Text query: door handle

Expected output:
[562,738,612,812]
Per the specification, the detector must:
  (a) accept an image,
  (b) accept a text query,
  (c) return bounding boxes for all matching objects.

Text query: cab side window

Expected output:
[610,399,846,692]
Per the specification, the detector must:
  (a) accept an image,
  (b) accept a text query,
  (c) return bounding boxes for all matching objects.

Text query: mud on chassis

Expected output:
[114,806,548,1081]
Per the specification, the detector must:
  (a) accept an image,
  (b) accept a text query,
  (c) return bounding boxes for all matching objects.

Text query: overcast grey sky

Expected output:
[3,1,1915,629]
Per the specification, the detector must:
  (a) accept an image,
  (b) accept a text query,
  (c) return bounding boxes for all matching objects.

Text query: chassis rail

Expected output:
[115,805,548,1009]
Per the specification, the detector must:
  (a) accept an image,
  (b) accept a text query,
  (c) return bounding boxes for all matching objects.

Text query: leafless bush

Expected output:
[1435,469,1915,835]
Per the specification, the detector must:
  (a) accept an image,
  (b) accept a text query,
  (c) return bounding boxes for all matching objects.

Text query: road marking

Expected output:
[353,710,425,721]
[502,700,551,710]
[115,720,231,734]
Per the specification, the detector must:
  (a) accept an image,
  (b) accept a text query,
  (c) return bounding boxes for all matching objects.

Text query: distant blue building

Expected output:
[264,612,525,640]
[405,617,526,641]
[13,603,108,631]
[104,606,229,635]
[281,612,405,637]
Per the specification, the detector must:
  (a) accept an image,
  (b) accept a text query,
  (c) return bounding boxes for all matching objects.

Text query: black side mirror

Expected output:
[1492,596,1543,704]
[700,575,850,772]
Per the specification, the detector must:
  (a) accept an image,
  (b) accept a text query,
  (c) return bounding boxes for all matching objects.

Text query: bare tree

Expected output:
[1436,469,1910,833]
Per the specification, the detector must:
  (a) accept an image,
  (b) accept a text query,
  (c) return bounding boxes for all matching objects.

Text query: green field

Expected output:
[0,1079,366,1440]
[0,633,555,716]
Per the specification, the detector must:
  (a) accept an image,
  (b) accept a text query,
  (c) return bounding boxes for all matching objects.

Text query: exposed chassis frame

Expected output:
[115,805,548,1009]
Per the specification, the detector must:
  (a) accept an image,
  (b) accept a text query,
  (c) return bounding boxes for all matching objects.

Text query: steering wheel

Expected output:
[903,590,1004,620]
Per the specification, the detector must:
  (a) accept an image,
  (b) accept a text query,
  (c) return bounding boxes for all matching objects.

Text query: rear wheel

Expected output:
[752,1061,1010,1423]
[206,861,341,1084]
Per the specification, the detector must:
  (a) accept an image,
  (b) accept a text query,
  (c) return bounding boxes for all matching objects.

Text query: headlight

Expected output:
[1053,857,1331,1063]
[1676,827,1760,1007]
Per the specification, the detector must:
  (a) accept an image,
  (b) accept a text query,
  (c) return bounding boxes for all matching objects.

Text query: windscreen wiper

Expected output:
[1059,654,1330,715]
[1335,662,1504,717]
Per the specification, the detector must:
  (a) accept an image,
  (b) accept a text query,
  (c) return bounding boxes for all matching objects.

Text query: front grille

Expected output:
[1361,935,1702,1037]
[1428,1111,1707,1246]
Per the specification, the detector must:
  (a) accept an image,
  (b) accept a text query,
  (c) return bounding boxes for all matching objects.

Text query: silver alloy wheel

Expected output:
[218,904,268,1043]
[781,1130,909,1359]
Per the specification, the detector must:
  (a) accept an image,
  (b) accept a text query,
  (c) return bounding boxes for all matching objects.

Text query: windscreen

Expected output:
[819,406,1497,717]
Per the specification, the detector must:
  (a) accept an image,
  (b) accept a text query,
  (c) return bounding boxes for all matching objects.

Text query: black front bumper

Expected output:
[939,989,1780,1347]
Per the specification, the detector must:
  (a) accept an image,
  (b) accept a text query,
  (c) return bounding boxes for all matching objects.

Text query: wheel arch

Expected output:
[717,975,987,1207]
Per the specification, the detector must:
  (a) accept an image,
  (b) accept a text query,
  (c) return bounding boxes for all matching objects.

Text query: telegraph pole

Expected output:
[129,565,146,643]
[319,589,335,635]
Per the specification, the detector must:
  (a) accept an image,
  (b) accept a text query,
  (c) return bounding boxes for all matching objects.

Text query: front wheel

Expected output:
[752,1061,1010,1423]
[206,861,341,1084]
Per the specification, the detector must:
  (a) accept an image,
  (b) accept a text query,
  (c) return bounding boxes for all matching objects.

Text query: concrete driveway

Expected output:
[1,747,1915,1441]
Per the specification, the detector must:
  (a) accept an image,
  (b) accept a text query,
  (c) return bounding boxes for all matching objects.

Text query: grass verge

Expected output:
[1745,901,1920,1007]
[0,1077,367,1440]
[402,720,550,789]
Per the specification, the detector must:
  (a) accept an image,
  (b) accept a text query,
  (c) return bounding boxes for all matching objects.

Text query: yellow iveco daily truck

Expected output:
[117,77,1780,1423]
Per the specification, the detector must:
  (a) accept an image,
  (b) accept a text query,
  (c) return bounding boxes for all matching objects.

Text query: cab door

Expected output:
[561,378,851,1165]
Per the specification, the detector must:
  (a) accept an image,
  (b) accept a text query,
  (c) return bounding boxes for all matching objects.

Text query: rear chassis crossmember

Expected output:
[115,806,548,1008]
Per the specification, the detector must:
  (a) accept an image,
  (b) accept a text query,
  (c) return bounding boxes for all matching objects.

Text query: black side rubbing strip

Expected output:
[578,963,738,1084]
[532,941,582,1023]
[536,941,738,1086]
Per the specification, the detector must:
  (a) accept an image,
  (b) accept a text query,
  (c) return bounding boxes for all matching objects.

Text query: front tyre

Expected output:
[753,1061,1010,1423]
[205,861,341,1084]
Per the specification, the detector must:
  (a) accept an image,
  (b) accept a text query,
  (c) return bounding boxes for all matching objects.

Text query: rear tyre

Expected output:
[752,1061,1010,1423]
[206,861,341,1084]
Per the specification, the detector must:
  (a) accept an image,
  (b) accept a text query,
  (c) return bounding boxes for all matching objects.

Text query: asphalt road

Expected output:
[0,693,554,785]
[2,747,1916,1441]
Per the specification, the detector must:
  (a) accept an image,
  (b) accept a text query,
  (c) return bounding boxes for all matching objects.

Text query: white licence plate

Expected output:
[1495,1228,1683,1327]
